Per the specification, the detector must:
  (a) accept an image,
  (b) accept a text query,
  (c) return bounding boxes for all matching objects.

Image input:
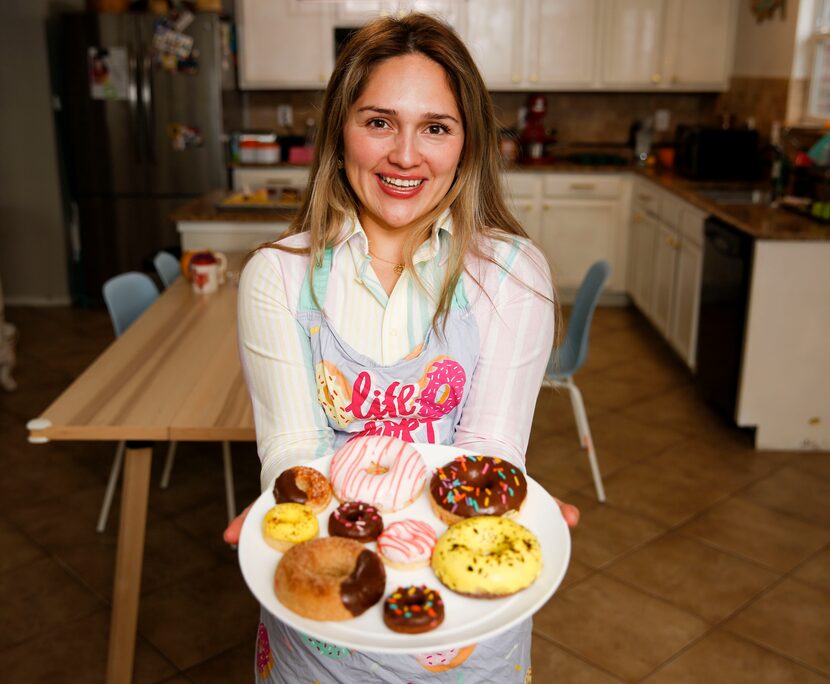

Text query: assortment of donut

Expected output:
[259,436,546,636]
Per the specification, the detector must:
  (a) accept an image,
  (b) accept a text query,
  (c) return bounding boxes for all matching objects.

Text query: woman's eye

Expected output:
[426,123,450,135]
[367,118,389,129]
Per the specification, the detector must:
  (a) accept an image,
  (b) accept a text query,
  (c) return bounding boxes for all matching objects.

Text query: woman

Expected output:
[226,12,579,683]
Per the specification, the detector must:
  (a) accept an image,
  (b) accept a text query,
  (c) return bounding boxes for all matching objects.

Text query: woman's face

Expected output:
[343,53,464,237]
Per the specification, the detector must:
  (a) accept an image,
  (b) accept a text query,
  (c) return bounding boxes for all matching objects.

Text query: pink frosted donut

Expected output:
[418,357,466,419]
[329,435,427,513]
[377,519,437,569]
[415,645,476,672]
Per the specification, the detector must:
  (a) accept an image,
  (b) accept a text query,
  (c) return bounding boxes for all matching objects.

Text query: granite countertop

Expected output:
[635,168,830,241]
[170,189,299,223]
[174,169,830,240]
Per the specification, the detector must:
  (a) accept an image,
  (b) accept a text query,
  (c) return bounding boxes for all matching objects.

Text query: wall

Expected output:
[732,0,800,77]
[0,1,84,305]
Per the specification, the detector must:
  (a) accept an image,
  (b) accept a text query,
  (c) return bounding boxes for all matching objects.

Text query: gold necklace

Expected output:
[368,249,404,274]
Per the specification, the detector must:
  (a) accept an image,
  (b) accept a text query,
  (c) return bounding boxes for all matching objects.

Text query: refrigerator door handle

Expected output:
[141,52,155,164]
[128,48,141,162]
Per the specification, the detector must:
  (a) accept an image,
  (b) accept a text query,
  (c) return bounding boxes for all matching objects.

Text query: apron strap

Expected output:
[298,247,334,313]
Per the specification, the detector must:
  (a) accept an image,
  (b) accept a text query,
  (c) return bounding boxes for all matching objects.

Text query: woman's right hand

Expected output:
[223,503,253,546]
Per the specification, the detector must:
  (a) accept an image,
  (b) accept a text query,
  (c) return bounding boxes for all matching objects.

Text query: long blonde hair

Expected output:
[264,12,556,332]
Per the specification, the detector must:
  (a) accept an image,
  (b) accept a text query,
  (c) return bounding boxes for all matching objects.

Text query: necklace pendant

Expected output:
[394,264,404,274]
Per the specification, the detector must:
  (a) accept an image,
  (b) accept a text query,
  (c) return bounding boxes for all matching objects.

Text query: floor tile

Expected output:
[533,386,609,438]
[531,634,624,683]
[793,453,830,482]
[568,500,667,569]
[558,557,595,591]
[527,432,628,494]
[791,546,830,593]
[185,641,252,684]
[680,498,830,573]
[569,370,666,411]
[534,574,707,681]
[0,516,45,572]
[583,411,688,465]
[740,466,830,528]
[138,564,259,671]
[587,460,730,527]
[725,578,830,675]
[0,556,103,649]
[0,609,176,684]
[643,629,830,683]
[605,533,779,623]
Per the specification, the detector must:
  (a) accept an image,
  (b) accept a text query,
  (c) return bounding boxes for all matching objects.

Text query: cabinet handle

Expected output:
[637,194,653,202]
[530,73,538,82]
[671,75,678,84]
[632,212,644,221]
[570,183,597,191]
[512,74,520,83]
[651,73,661,83]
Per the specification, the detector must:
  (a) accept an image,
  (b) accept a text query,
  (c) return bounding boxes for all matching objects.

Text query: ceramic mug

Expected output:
[188,250,227,295]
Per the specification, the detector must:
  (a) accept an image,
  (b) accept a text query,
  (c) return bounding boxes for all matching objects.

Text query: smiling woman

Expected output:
[231,11,575,684]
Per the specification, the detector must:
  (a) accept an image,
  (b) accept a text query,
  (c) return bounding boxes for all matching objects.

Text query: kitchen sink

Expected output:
[694,188,771,205]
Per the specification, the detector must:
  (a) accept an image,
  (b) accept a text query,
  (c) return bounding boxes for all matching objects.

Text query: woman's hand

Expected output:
[223,503,253,545]
[555,498,580,528]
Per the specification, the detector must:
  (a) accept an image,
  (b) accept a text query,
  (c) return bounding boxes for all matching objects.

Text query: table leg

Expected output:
[106,444,152,684]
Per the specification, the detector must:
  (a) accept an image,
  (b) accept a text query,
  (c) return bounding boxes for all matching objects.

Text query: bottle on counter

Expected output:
[769,122,789,202]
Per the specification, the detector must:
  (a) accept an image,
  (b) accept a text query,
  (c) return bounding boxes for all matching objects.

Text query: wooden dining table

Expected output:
[27,254,254,684]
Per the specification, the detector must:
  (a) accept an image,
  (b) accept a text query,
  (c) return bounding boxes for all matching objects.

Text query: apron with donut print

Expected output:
[257,247,534,683]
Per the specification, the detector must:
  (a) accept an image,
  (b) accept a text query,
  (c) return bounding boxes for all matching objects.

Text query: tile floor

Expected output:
[1,304,828,683]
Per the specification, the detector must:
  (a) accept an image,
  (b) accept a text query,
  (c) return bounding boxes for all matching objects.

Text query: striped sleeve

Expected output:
[453,238,555,470]
[237,250,333,491]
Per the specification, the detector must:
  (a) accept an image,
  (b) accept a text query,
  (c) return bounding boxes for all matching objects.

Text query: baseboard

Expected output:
[4,296,73,307]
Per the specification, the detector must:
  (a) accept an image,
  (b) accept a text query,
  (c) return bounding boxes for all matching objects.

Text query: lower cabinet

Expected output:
[503,171,628,297]
[626,176,705,369]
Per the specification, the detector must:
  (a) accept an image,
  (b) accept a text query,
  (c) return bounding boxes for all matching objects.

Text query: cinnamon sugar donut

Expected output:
[274,537,386,621]
[273,466,332,514]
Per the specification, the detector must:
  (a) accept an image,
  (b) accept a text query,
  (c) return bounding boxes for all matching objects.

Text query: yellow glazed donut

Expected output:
[431,516,542,598]
[262,503,319,552]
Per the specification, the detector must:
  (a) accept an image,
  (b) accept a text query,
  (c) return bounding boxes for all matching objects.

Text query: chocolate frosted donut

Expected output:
[273,466,332,513]
[328,501,384,543]
[429,455,528,525]
[383,585,444,634]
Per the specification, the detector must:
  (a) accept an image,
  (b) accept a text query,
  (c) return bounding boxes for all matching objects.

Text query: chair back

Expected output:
[547,260,611,378]
[154,251,181,289]
[102,272,159,337]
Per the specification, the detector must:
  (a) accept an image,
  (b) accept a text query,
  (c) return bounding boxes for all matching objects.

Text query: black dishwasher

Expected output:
[695,217,754,422]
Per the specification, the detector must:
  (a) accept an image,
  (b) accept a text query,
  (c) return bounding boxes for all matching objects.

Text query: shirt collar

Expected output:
[335,209,453,264]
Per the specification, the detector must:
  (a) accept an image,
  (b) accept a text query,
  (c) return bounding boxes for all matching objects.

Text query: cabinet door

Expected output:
[528,0,598,87]
[464,0,523,88]
[628,207,658,312]
[539,199,618,291]
[669,235,703,368]
[238,0,331,89]
[662,0,735,89]
[651,222,678,335]
[503,172,542,244]
[600,0,664,87]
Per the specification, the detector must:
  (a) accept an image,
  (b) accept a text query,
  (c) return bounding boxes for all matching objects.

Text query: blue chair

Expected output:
[153,250,181,289]
[97,272,236,532]
[542,260,611,503]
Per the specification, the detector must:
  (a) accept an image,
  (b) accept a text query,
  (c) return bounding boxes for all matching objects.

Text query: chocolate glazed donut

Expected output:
[383,585,445,634]
[273,466,332,513]
[328,501,384,543]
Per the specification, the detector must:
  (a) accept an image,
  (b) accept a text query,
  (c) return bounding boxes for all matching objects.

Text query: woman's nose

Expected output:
[388,130,421,168]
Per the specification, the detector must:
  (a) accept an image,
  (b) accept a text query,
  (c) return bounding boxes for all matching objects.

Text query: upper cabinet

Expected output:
[236,0,737,92]
[600,0,737,90]
[237,0,332,89]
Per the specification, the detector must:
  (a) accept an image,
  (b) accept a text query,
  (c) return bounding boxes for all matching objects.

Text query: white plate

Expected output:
[238,444,570,654]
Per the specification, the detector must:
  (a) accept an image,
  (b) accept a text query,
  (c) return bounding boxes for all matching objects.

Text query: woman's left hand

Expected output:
[223,503,253,546]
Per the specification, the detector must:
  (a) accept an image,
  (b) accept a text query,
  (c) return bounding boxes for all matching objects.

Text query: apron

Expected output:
[257,248,533,683]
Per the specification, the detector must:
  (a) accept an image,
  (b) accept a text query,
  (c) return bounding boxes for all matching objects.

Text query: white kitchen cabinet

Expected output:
[627,201,658,313]
[503,172,543,243]
[661,0,736,89]
[526,0,599,88]
[667,208,704,368]
[237,0,333,89]
[463,0,524,88]
[651,221,678,335]
[600,0,664,87]
[599,0,736,90]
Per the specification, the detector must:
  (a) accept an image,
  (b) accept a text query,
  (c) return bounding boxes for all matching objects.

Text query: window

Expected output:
[808,0,830,117]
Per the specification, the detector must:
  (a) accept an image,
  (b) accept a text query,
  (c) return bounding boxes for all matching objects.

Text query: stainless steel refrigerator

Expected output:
[52,12,229,305]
